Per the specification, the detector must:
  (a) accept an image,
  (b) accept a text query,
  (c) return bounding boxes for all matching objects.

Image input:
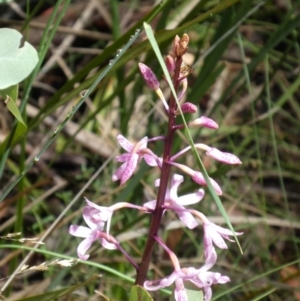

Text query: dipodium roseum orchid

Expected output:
[112,134,162,185]
[69,33,243,300]
[203,221,243,260]
[84,198,148,236]
[144,237,230,301]
[144,174,204,229]
[69,206,117,260]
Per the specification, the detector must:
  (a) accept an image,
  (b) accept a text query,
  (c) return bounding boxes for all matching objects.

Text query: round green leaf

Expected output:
[0,28,38,89]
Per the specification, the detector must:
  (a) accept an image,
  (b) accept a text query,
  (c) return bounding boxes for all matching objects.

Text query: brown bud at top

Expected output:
[178,33,189,56]
[172,34,190,57]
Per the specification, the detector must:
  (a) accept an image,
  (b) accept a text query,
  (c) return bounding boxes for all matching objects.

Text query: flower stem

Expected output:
[135,57,183,285]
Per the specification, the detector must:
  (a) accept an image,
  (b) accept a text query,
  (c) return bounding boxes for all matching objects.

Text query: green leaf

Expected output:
[0,84,27,155]
[185,287,203,301]
[0,28,38,89]
[11,275,99,301]
[129,285,154,301]
[170,283,204,301]
[0,85,26,127]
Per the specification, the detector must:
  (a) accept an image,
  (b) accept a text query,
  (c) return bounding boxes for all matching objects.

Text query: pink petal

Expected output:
[202,248,217,270]
[217,275,230,284]
[176,209,198,229]
[144,272,178,291]
[176,189,205,206]
[85,198,106,211]
[138,136,148,150]
[77,234,97,260]
[205,224,228,250]
[101,238,117,250]
[143,200,157,210]
[154,178,160,187]
[211,223,243,237]
[69,225,91,238]
[143,154,158,166]
[203,287,212,301]
[203,233,215,259]
[112,163,126,181]
[115,153,131,163]
[174,278,188,301]
[120,154,139,185]
[83,207,102,230]
[169,174,184,200]
[206,148,242,165]
[117,134,133,152]
[85,199,112,224]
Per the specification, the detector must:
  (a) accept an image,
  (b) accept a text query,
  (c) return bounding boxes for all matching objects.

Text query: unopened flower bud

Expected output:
[175,102,197,115]
[166,55,175,73]
[168,161,222,195]
[191,172,222,195]
[206,148,242,165]
[178,33,189,56]
[172,35,180,57]
[189,116,219,129]
[173,34,190,57]
[138,63,159,90]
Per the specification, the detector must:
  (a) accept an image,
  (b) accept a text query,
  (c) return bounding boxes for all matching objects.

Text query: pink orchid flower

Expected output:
[112,134,160,185]
[69,206,116,260]
[203,221,243,260]
[144,174,204,229]
[144,249,229,301]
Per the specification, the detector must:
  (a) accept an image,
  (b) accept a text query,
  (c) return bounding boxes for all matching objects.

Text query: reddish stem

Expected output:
[135,57,183,285]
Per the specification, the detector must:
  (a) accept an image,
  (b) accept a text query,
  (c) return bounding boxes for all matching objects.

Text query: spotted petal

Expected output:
[143,153,159,166]
[120,154,139,185]
[115,153,131,163]
[112,163,127,182]
[82,207,105,230]
[206,148,242,165]
[117,134,133,152]
[167,202,198,229]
